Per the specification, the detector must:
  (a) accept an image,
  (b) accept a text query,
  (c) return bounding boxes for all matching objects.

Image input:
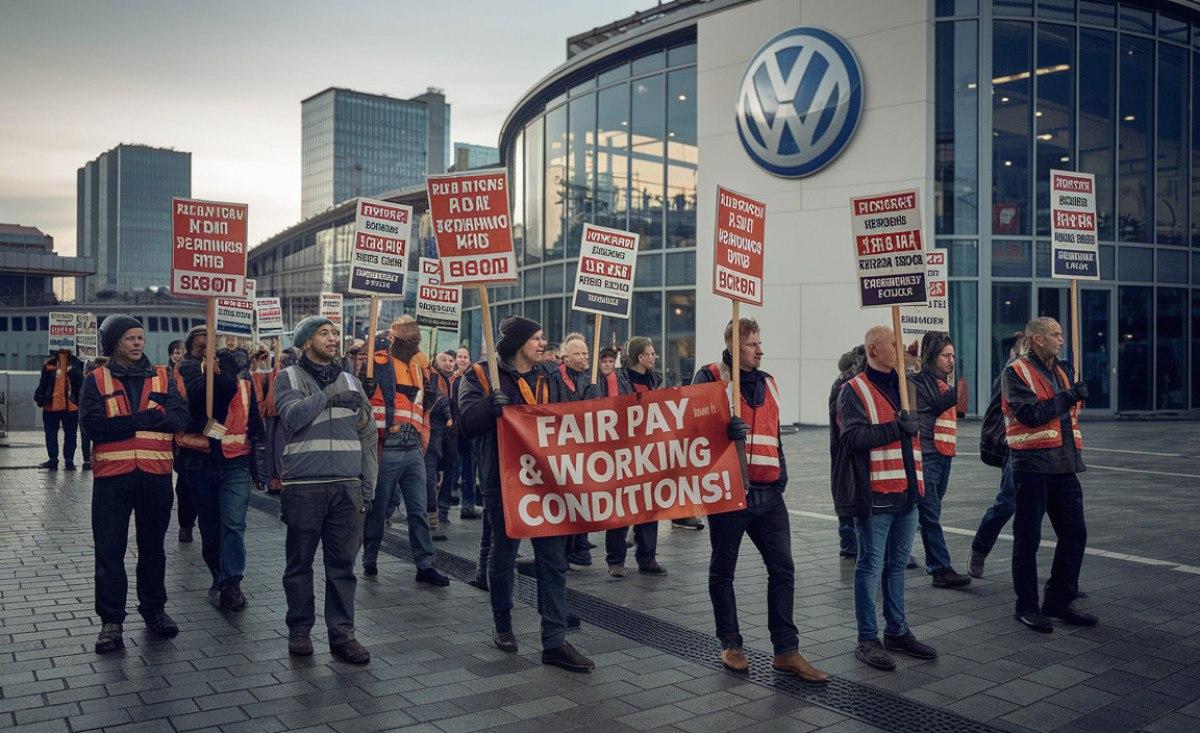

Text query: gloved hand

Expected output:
[727,416,749,442]
[359,376,377,397]
[361,500,373,515]
[1068,380,1089,403]
[488,391,510,417]
[330,391,363,410]
[898,410,920,437]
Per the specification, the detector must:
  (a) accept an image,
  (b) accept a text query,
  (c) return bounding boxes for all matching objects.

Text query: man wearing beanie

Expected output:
[273,315,378,663]
[177,325,263,612]
[458,315,594,673]
[359,316,449,585]
[80,315,188,653]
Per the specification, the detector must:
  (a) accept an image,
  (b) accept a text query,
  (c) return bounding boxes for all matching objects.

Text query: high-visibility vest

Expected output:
[368,354,427,436]
[251,369,279,419]
[705,363,782,485]
[172,368,252,458]
[1002,357,1082,451]
[91,366,173,478]
[933,378,957,457]
[470,363,548,405]
[846,372,925,496]
[46,354,78,413]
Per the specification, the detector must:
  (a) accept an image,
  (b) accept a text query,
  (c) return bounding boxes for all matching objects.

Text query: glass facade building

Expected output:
[452,142,501,171]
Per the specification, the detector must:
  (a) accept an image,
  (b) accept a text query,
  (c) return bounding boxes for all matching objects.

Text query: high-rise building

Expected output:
[300,87,451,218]
[76,144,191,299]
[451,142,500,171]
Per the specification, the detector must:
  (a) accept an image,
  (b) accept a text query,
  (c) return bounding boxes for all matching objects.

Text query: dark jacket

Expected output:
[692,350,788,494]
[835,366,919,517]
[427,369,454,430]
[625,366,662,392]
[912,367,959,457]
[79,355,188,447]
[584,368,634,399]
[828,368,858,508]
[1001,356,1085,475]
[35,353,83,411]
[459,359,564,497]
[178,351,264,466]
[551,363,591,402]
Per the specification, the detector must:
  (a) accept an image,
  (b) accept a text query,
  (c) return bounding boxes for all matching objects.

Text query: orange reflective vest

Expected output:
[470,363,549,405]
[369,354,428,436]
[46,354,78,413]
[251,369,279,419]
[846,372,925,496]
[933,379,957,457]
[1002,357,1082,451]
[172,368,252,458]
[705,363,782,485]
[91,366,173,478]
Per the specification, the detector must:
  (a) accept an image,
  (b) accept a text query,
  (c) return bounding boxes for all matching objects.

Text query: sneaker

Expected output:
[968,550,986,578]
[608,564,625,578]
[493,631,518,652]
[220,585,247,612]
[37,460,58,470]
[95,622,124,653]
[178,527,192,543]
[288,636,314,656]
[141,610,179,638]
[931,568,972,588]
[854,639,896,671]
[542,641,594,673]
[467,576,488,591]
[64,461,77,471]
[1015,611,1054,633]
[1043,604,1099,627]
[363,562,377,577]
[459,507,481,520]
[719,646,749,672]
[81,461,91,471]
[772,651,828,683]
[883,631,937,660]
[566,551,592,568]
[637,560,667,576]
[415,567,450,587]
[671,517,704,530]
[839,550,857,559]
[330,638,371,665]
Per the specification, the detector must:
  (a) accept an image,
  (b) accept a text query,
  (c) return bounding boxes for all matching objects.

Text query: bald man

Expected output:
[835,326,937,671]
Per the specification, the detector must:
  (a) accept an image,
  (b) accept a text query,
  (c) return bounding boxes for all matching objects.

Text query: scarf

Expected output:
[300,353,342,389]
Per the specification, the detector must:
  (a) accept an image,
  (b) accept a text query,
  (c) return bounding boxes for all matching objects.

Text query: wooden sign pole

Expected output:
[365,296,380,378]
[730,301,741,418]
[891,305,910,411]
[590,313,602,384]
[1070,279,1082,380]
[477,286,500,387]
[205,297,216,419]
[429,327,439,356]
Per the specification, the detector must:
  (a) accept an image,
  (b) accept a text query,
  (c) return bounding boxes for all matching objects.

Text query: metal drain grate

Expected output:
[248,493,998,733]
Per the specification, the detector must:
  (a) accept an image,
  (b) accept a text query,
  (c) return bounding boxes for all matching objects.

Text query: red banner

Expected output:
[497,381,747,539]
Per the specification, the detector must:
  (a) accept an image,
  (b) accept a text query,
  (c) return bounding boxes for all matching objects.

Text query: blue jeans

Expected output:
[916,453,953,573]
[854,505,918,641]
[364,447,434,570]
[838,517,857,555]
[190,462,251,588]
[454,434,478,507]
[483,496,569,650]
[605,522,658,566]
[971,460,1015,557]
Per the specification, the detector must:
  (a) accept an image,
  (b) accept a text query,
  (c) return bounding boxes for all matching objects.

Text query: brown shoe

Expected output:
[772,651,828,683]
[719,646,749,672]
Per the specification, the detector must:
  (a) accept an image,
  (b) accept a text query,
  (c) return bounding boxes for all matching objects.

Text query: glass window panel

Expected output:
[524,118,543,265]
[1101,244,1116,279]
[1159,13,1189,42]
[543,297,564,343]
[630,75,665,250]
[1157,248,1188,283]
[567,94,596,256]
[1118,285,1153,410]
[991,282,1031,383]
[544,263,564,294]
[668,44,696,66]
[935,21,979,235]
[632,51,665,75]
[544,106,567,259]
[1036,240,1051,277]
[665,250,695,286]
[523,299,542,326]
[1077,288,1111,408]
[1037,0,1074,22]
[936,0,978,16]
[1118,246,1153,281]
[1079,29,1116,240]
[596,83,630,232]
[1078,1,1115,26]
[992,22,1033,236]
[942,239,979,276]
[524,266,542,296]
[636,251,663,287]
[1034,24,1075,238]
[949,280,978,413]
[1156,44,1188,245]
[1157,288,1188,409]
[633,291,663,346]
[569,79,595,97]
[598,63,629,86]
[12,317,21,331]
[512,131,525,266]
[995,0,1033,16]
[664,291,695,387]
[666,67,697,248]
[992,239,1032,276]
[1118,35,1154,243]
[1119,6,1154,34]
[1193,291,1200,407]
[1194,52,1200,247]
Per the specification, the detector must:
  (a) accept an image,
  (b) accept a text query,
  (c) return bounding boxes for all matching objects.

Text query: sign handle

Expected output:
[730,301,741,418]
[429,327,439,356]
[274,334,282,371]
[365,296,380,378]
[590,313,602,384]
[477,285,500,388]
[1070,278,1082,381]
[891,305,910,411]
[205,298,216,419]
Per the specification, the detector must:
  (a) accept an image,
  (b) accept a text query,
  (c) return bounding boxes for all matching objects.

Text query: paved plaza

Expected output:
[1,421,1199,733]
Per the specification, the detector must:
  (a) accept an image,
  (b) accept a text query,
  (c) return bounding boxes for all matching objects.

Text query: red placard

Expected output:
[497,382,747,539]
[171,197,248,298]
[712,186,766,306]
[426,168,518,285]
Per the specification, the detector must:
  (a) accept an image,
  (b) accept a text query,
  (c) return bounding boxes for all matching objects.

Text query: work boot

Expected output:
[82,461,91,471]
[363,562,378,577]
[288,635,314,656]
[608,564,625,578]
[580,536,597,550]
[178,526,192,543]
[94,623,124,653]
[883,631,938,660]
[207,587,224,610]
[220,584,248,612]
[460,506,481,520]
[141,610,179,638]
[968,550,986,578]
[467,575,488,591]
[38,460,58,470]
[493,631,518,652]
[671,517,704,530]
[330,638,371,665]
[931,568,972,588]
[566,550,592,568]
[637,560,667,576]
[542,642,594,673]
[719,646,749,672]
[415,567,450,587]
[1043,604,1099,627]
[772,651,828,683]
[429,512,447,541]
[854,639,896,671]
[65,461,77,471]
[1015,611,1054,633]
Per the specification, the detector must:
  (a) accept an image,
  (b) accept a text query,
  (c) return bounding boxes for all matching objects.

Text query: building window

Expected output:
[1034,23,1074,237]
[666,67,697,248]
[1118,285,1153,411]
[1156,43,1189,246]
[567,93,595,256]
[630,75,665,251]
[935,20,979,236]
[991,281,1030,383]
[992,21,1033,236]
[665,290,695,386]
[1118,35,1154,243]
[1079,28,1116,241]
[544,105,567,260]
[1156,287,1188,409]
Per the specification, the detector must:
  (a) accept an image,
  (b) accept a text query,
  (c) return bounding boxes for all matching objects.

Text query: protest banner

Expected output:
[75,314,97,359]
[320,292,343,328]
[255,298,284,336]
[497,381,747,539]
[850,188,929,410]
[1049,170,1099,378]
[48,312,76,353]
[427,168,519,388]
[899,249,949,347]
[215,298,254,337]
[347,197,412,379]
[415,257,461,354]
[572,223,640,382]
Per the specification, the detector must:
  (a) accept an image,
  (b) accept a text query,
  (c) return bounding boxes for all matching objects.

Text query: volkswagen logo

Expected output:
[736,27,864,178]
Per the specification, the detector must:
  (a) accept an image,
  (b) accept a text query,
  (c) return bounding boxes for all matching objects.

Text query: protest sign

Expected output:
[426,169,518,286]
[48,312,76,352]
[850,189,928,308]
[215,298,254,336]
[348,197,412,297]
[415,258,461,330]
[320,292,343,327]
[497,381,747,539]
[712,187,766,306]
[899,249,949,345]
[1049,170,1099,281]
[572,223,639,318]
[255,298,284,336]
[75,314,97,359]
[243,278,256,300]
[171,198,248,298]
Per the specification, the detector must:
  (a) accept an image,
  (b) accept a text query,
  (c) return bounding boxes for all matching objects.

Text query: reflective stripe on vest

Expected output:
[252,369,279,418]
[933,379,957,457]
[704,362,782,484]
[220,379,252,458]
[367,355,426,435]
[91,366,173,477]
[847,373,925,495]
[1001,357,1083,451]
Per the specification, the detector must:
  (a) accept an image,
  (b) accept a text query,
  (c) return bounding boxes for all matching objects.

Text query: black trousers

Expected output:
[92,470,174,623]
[175,470,197,530]
[1011,471,1086,614]
[43,410,78,463]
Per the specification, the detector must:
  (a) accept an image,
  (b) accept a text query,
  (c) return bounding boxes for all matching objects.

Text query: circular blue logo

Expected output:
[736,27,864,178]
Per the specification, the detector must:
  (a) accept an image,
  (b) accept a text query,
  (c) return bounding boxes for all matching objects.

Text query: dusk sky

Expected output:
[0,0,653,256]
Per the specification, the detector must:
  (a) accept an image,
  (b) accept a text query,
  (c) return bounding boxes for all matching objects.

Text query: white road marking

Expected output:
[787,509,1200,575]
[1088,464,1200,479]
[1086,447,1182,458]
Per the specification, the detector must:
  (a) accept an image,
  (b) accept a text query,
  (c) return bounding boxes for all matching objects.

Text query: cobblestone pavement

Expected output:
[1,421,1199,733]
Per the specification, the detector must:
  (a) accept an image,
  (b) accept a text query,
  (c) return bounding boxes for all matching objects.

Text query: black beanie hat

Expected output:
[184,325,206,355]
[99,314,143,357]
[496,315,541,362]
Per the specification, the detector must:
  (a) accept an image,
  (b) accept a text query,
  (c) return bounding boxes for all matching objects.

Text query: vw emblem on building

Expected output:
[736,27,864,178]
